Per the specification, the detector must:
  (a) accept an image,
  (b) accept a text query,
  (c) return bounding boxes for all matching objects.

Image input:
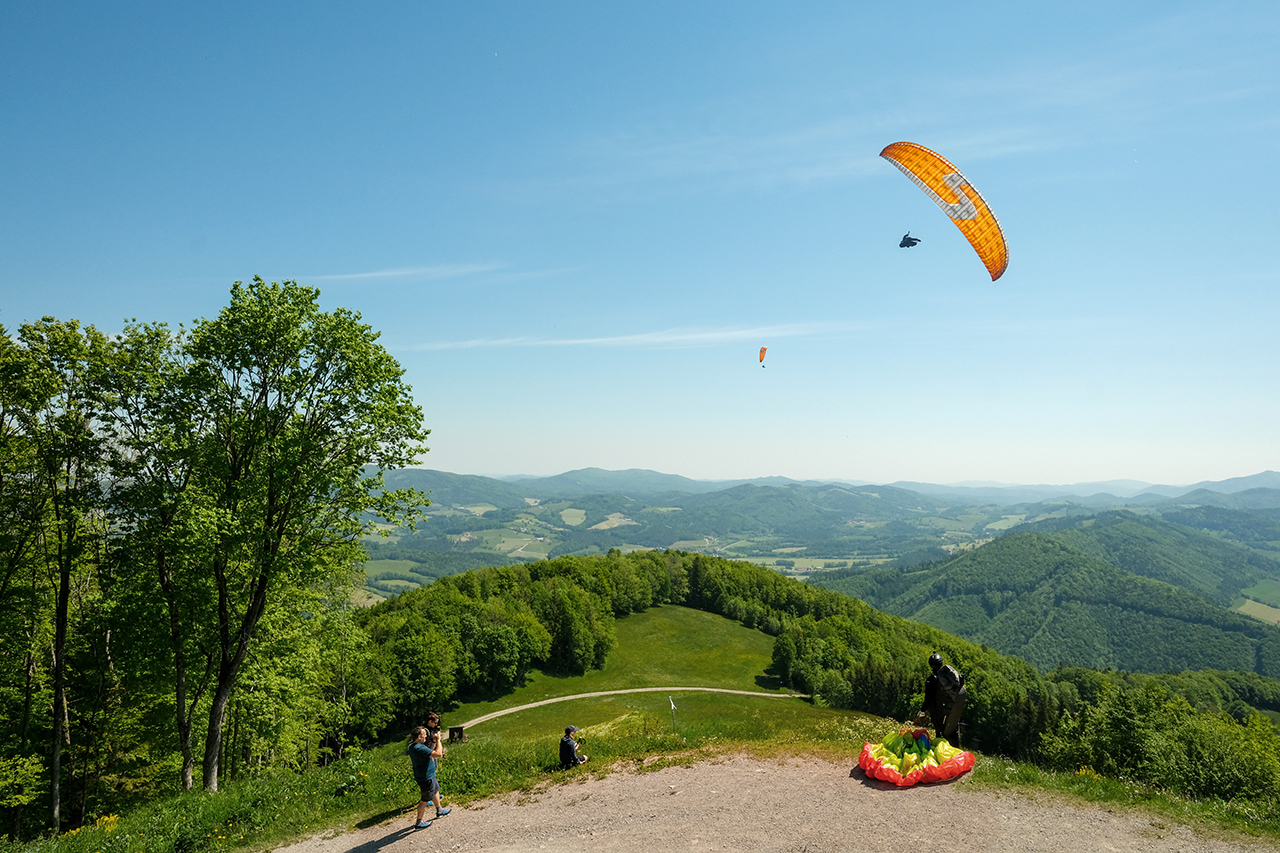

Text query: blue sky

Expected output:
[2,2,1277,485]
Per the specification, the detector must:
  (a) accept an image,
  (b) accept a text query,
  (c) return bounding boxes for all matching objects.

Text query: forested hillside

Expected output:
[813,529,1280,675]
[381,468,531,509]
[1159,505,1280,553]
[1015,510,1280,606]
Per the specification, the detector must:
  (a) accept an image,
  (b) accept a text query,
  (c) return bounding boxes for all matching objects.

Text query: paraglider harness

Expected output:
[935,664,964,703]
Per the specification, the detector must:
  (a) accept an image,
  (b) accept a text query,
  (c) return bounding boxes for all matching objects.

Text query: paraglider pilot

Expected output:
[913,653,966,745]
[899,232,921,248]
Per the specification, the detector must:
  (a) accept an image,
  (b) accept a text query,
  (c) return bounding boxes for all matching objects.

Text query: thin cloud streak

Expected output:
[404,322,856,352]
[305,263,505,281]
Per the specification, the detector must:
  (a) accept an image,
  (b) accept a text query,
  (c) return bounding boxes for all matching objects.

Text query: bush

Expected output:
[1039,682,1280,801]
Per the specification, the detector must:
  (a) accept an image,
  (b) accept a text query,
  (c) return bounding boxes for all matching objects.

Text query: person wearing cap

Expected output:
[422,712,451,820]
[407,725,445,829]
[913,653,967,745]
[559,725,587,769]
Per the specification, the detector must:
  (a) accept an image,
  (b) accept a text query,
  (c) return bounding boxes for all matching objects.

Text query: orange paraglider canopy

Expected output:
[759,346,767,367]
[880,141,1008,281]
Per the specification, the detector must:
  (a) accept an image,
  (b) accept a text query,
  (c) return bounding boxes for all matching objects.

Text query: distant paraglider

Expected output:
[880,141,1008,280]
[899,232,921,248]
[759,346,767,368]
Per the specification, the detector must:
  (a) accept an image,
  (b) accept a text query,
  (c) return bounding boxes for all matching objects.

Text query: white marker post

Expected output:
[669,696,676,733]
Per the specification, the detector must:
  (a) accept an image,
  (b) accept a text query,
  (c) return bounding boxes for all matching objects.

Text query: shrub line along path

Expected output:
[456,687,810,729]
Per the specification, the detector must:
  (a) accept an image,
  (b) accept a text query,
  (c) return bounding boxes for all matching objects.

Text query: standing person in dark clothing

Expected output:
[407,726,444,829]
[560,725,587,769]
[914,653,967,745]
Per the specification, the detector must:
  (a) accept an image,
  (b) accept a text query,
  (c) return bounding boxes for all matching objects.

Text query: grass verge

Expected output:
[968,754,1280,841]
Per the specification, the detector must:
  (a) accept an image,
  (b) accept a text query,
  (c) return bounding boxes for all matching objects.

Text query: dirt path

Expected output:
[457,688,809,729]
[272,755,1270,853]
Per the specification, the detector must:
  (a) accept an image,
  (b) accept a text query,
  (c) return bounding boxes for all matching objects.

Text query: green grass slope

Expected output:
[814,532,1280,676]
[447,604,787,719]
[14,603,891,853]
[444,604,820,741]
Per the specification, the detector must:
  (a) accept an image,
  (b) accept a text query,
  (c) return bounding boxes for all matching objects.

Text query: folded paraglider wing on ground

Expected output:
[858,728,975,787]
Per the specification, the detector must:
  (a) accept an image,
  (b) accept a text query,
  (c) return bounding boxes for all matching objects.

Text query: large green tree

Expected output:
[0,318,112,832]
[183,278,430,791]
[103,278,431,791]
[102,319,215,792]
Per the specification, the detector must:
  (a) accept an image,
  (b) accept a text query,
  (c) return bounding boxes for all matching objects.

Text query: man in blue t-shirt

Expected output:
[408,726,446,829]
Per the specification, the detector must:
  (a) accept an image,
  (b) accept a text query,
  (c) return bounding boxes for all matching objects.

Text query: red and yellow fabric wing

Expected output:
[858,728,976,787]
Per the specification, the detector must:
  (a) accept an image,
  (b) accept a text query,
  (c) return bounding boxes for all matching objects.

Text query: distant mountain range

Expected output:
[885,471,1280,504]
[385,466,1280,506]
[495,467,867,496]
[366,467,1280,588]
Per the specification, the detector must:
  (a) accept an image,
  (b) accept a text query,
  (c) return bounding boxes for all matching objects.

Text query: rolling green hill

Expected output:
[1015,510,1280,607]
[357,480,985,598]
[362,471,1280,618]
[813,531,1280,676]
[1159,505,1280,553]
[503,467,731,496]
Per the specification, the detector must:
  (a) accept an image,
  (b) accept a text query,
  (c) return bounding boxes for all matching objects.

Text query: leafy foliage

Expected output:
[0,282,430,836]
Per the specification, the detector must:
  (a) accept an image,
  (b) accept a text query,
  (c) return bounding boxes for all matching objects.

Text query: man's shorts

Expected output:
[418,777,439,802]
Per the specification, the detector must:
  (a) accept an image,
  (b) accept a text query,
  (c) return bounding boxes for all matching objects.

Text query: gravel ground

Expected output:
[271,755,1272,853]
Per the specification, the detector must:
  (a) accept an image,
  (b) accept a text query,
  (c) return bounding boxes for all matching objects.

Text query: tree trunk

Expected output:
[157,550,200,792]
[50,543,70,833]
[201,674,233,791]
[201,560,270,792]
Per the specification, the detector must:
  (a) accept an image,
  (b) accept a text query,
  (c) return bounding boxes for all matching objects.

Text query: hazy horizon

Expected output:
[419,464,1280,493]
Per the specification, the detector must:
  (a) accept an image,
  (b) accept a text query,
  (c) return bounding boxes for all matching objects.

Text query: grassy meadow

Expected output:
[19,605,1279,853]
[1241,578,1280,608]
[444,605,799,738]
[1238,598,1280,625]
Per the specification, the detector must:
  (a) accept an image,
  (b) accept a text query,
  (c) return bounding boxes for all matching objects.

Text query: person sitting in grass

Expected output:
[560,725,588,769]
